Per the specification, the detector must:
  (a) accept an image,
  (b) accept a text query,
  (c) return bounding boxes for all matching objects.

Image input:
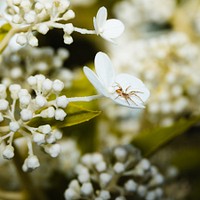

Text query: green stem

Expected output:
[12,143,48,200]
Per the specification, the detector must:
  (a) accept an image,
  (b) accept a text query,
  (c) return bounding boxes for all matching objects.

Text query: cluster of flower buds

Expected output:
[64,145,165,200]
[0,74,70,171]
[3,0,75,46]
[1,0,125,50]
[1,46,73,87]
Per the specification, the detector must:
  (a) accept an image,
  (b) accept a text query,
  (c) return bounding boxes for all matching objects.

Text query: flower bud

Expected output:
[56,95,69,108]
[3,145,14,159]
[55,109,67,121]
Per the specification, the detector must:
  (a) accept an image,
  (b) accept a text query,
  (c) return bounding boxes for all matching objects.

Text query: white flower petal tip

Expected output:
[93,7,125,42]
[83,52,150,109]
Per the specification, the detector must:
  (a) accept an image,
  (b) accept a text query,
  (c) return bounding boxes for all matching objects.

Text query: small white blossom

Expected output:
[99,190,111,199]
[2,145,14,159]
[63,10,75,20]
[95,161,107,172]
[55,109,67,121]
[63,34,73,45]
[78,173,90,183]
[42,78,53,92]
[38,124,51,134]
[9,121,20,132]
[35,95,47,107]
[93,7,124,42]
[81,182,94,196]
[20,109,33,121]
[19,94,31,107]
[22,155,40,172]
[44,144,61,157]
[64,188,80,200]
[9,84,21,99]
[52,79,64,92]
[125,180,137,192]
[113,162,125,174]
[16,33,27,45]
[83,52,150,108]
[24,11,36,24]
[37,24,49,35]
[63,23,74,35]
[28,34,39,47]
[56,95,69,108]
[33,132,45,145]
[53,129,63,140]
[0,99,9,111]
[27,75,37,86]
[40,107,55,118]
[99,173,112,187]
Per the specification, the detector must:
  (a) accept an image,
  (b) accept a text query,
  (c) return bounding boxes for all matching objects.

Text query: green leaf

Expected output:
[0,23,11,42]
[132,115,200,156]
[28,103,101,128]
[62,103,101,127]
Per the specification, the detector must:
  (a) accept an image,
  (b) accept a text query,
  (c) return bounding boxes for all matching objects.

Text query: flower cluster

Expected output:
[64,145,165,200]
[0,74,70,171]
[1,1,124,51]
[0,46,73,88]
[3,0,74,46]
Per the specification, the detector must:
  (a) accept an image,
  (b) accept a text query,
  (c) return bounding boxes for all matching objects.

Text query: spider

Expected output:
[114,83,144,106]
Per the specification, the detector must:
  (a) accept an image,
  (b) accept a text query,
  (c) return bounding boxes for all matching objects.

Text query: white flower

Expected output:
[83,52,150,109]
[93,7,124,42]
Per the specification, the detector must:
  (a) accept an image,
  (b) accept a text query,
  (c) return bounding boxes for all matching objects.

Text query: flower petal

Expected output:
[94,7,107,34]
[83,66,109,97]
[102,19,125,39]
[96,7,107,28]
[109,74,150,108]
[94,52,115,88]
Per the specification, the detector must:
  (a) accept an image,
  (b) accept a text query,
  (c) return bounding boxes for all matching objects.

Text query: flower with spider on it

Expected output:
[93,7,125,42]
[83,52,150,109]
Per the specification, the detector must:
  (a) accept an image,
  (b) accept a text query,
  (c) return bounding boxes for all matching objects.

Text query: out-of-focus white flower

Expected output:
[93,7,125,42]
[83,52,150,109]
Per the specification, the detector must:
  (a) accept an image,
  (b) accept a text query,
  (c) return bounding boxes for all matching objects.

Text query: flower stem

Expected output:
[12,143,48,200]
[73,27,96,34]
[0,26,29,53]
[68,94,103,102]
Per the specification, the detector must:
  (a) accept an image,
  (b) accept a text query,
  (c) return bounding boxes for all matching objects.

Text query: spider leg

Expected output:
[127,96,139,106]
[125,97,130,105]
[115,94,120,100]
[125,85,131,92]
[130,90,143,94]
[130,92,144,104]
[113,82,121,88]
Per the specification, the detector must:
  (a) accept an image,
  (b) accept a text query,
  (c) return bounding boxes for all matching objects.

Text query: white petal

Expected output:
[94,52,115,87]
[83,66,109,97]
[102,19,125,39]
[109,74,150,108]
[93,17,99,34]
[96,7,107,30]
